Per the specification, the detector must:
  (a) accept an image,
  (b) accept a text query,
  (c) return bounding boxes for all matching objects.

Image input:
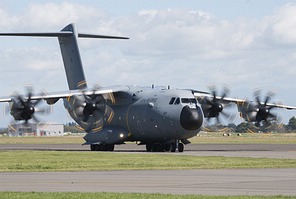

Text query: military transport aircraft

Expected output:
[0,23,295,152]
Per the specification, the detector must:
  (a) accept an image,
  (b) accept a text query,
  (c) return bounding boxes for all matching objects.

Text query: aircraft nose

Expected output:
[180,105,203,131]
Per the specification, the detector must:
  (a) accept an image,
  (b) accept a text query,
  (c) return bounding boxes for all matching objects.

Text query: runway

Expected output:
[1,143,296,195]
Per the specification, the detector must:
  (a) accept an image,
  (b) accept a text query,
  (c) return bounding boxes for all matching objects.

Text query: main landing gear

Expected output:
[146,140,184,152]
[90,144,114,151]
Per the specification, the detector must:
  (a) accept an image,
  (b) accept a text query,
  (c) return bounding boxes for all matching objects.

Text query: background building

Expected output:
[8,123,64,137]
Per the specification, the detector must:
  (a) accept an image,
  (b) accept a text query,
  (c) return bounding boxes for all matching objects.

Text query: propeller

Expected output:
[8,86,51,124]
[247,89,278,126]
[201,85,235,124]
[72,86,115,133]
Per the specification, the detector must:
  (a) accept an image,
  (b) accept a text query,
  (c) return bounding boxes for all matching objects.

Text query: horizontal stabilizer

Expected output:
[0,32,129,40]
[78,33,129,40]
[0,32,73,37]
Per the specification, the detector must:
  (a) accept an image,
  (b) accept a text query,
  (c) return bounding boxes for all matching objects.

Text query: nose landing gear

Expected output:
[170,140,184,152]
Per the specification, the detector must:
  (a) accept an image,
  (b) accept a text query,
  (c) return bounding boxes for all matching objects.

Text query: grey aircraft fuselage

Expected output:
[65,85,204,146]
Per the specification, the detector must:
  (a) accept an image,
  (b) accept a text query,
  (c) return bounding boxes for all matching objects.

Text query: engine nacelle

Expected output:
[10,98,35,122]
[64,93,114,133]
[237,101,276,125]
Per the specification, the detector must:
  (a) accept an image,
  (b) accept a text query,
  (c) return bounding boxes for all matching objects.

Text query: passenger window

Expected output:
[174,98,180,105]
[169,97,176,105]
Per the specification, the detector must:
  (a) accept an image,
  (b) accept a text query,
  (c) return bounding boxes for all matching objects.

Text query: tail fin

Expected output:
[58,24,87,90]
[0,23,129,90]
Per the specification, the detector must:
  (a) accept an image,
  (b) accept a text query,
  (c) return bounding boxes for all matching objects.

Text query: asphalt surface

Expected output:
[1,143,296,195]
[1,169,296,195]
[1,143,296,159]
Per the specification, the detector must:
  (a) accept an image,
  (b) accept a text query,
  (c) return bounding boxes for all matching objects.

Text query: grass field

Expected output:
[1,132,296,144]
[0,150,296,172]
[191,132,296,144]
[0,136,83,144]
[1,192,295,199]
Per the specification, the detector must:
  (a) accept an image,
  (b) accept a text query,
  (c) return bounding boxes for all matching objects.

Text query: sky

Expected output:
[0,0,296,127]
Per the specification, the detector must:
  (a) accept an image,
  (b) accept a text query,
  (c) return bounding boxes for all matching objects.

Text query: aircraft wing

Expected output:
[193,90,296,110]
[193,89,296,124]
[0,85,130,103]
[192,90,245,105]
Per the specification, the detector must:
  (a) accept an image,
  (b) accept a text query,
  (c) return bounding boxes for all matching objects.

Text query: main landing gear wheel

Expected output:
[171,140,184,152]
[146,144,152,152]
[178,143,184,152]
[145,143,171,152]
[90,144,114,151]
[170,143,176,152]
[146,142,184,152]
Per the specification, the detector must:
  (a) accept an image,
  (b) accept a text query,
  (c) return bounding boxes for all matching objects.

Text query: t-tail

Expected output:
[0,23,129,90]
[59,24,87,90]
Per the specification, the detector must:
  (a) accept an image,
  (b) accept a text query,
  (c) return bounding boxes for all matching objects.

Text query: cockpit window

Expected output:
[174,98,180,105]
[181,98,197,104]
[170,97,187,105]
[169,97,176,105]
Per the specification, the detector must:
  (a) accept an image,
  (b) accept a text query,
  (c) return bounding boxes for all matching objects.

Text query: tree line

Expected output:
[205,116,296,133]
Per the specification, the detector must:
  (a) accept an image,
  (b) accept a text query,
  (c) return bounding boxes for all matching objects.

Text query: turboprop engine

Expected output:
[8,87,50,124]
[65,89,115,132]
[238,90,279,126]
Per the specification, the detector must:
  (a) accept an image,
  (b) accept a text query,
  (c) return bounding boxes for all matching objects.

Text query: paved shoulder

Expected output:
[0,169,296,195]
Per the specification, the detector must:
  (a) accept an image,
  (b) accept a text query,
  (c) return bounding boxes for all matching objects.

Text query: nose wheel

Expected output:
[171,140,184,152]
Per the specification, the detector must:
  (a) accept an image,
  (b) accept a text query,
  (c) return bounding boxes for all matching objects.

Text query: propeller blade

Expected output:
[215,116,221,124]
[82,115,90,123]
[212,90,217,101]
[248,89,280,127]
[220,111,231,120]
[85,116,95,133]
[72,85,115,132]
[204,98,213,106]
[202,85,234,125]
[7,87,51,124]
[25,85,33,100]
[18,96,26,107]
[35,106,52,115]
[31,115,40,124]
[32,99,42,107]
[221,86,230,99]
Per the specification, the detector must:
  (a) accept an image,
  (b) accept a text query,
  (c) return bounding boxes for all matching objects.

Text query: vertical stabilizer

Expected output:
[58,24,87,90]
